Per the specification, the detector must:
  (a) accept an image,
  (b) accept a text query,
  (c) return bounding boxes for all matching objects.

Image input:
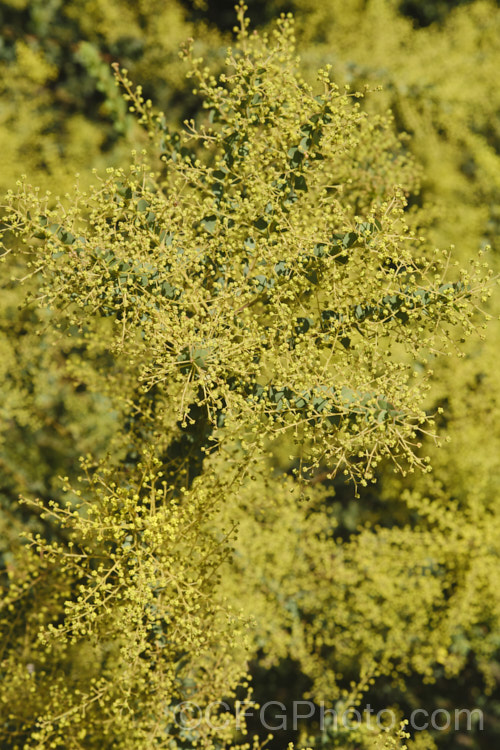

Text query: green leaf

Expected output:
[294,395,308,409]
[253,217,269,232]
[340,336,351,349]
[288,146,304,167]
[295,317,314,334]
[294,174,308,192]
[274,260,288,276]
[160,282,180,300]
[254,274,270,292]
[60,230,75,245]
[341,386,356,404]
[201,215,218,234]
[299,135,311,152]
[191,347,212,369]
[342,232,358,248]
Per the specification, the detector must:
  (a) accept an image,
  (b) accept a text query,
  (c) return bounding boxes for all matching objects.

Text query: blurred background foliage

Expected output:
[1,1,500,748]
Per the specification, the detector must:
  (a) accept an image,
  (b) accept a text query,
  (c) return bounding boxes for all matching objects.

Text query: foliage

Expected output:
[285,0,500,259]
[0,3,499,750]
[0,0,224,194]
[268,3,500,744]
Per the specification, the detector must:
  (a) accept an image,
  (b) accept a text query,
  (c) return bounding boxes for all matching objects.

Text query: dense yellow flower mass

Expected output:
[0,2,499,749]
